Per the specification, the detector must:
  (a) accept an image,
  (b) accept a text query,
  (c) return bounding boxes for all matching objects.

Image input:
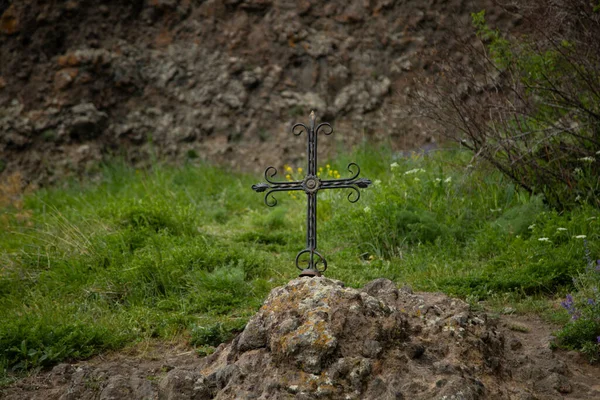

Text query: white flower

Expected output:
[404,168,425,175]
[574,235,587,239]
[578,156,596,163]
[363,206,371,213]
[556,227,567,231]
[538,237,550,242]
[528,224,536,230]
[390,162,399,170]
[413,177,420,182]
[435,178,442,183]
[444,176,452,183]
[374,179,382,186]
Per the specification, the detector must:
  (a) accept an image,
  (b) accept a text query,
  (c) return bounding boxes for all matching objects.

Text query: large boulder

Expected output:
[158,277,510,399]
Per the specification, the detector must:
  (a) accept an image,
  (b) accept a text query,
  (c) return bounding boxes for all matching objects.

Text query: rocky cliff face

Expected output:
[5,277,599,399]
[0,0,515,183]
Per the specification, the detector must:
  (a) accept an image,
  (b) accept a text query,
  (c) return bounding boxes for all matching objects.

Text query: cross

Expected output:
[252,111,372,277]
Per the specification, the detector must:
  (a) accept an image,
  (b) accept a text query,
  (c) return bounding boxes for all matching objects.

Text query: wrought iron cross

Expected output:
[252,111,371,277]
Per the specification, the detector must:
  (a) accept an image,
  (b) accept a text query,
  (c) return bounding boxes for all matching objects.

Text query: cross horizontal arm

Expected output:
[320,178,372,189]
[252,182,304,192]
[320,178,372,203]
[252,182,304,207]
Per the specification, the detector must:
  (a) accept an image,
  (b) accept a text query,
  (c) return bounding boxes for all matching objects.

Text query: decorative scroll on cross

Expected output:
[252,111,372,277]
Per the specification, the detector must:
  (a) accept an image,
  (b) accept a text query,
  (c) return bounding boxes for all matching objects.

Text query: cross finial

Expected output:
[252,112,371,277]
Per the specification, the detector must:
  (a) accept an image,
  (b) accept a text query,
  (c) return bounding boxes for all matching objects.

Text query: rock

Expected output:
[0,4,19,35]
[0,0,521,186]
[159,369,213,400]
[332,77,390,115]
[68,103,108,140]
[159,277,513,399]
[54,68,79,91]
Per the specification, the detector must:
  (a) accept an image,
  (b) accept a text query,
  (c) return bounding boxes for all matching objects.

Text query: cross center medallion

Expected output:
[252,111,372,277]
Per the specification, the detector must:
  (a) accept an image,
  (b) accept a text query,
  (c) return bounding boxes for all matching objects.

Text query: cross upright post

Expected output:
[252,111,371,277]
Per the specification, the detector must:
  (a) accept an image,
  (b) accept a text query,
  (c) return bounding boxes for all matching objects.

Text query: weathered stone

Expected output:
[68,103,108,140]
[0,4,19,35]
[157,278,507,398]
[54,68,79,91]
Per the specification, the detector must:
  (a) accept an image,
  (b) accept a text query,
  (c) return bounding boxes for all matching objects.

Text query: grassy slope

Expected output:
[1,147,599,379]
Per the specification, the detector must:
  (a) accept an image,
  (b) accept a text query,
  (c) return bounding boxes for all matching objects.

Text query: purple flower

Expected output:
[587,298,595,306]
[596,260,600,272]
[597,336,600,344]
[561,294,577,315]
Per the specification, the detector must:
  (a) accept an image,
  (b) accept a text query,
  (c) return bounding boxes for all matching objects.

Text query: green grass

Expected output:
[1,147,599,379]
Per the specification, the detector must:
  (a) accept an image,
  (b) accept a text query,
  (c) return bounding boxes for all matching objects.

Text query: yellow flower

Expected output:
[326,164,331,169]
[285,174,292,180]
[285,165,293,172]
[297,167,303,173]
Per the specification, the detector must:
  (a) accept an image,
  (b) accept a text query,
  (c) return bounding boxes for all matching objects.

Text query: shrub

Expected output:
[414,1,600,209]
[554,248,600,363]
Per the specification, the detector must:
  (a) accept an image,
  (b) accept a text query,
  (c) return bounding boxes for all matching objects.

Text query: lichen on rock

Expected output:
[157,277,523,399]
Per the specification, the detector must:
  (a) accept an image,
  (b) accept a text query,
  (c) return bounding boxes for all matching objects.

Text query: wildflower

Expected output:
[326,164,330,169]
[574,235,587,239]
[414,177,420,182]
[561,294,576,315]
[285,174,292,181]
[444,176,452,183]
[578,156,595,163]
[363,206,371,213]
[597,336,600,344]
[538,237,550,242]
[284,164,293,172]
[297,167,303,174]
[390,162,399,170]
[435,178,442,183]
[556,227,567,231]
[404,168,425,175]
[587,299,595,306]
[528,224,536,230]
[374,180,381,186]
